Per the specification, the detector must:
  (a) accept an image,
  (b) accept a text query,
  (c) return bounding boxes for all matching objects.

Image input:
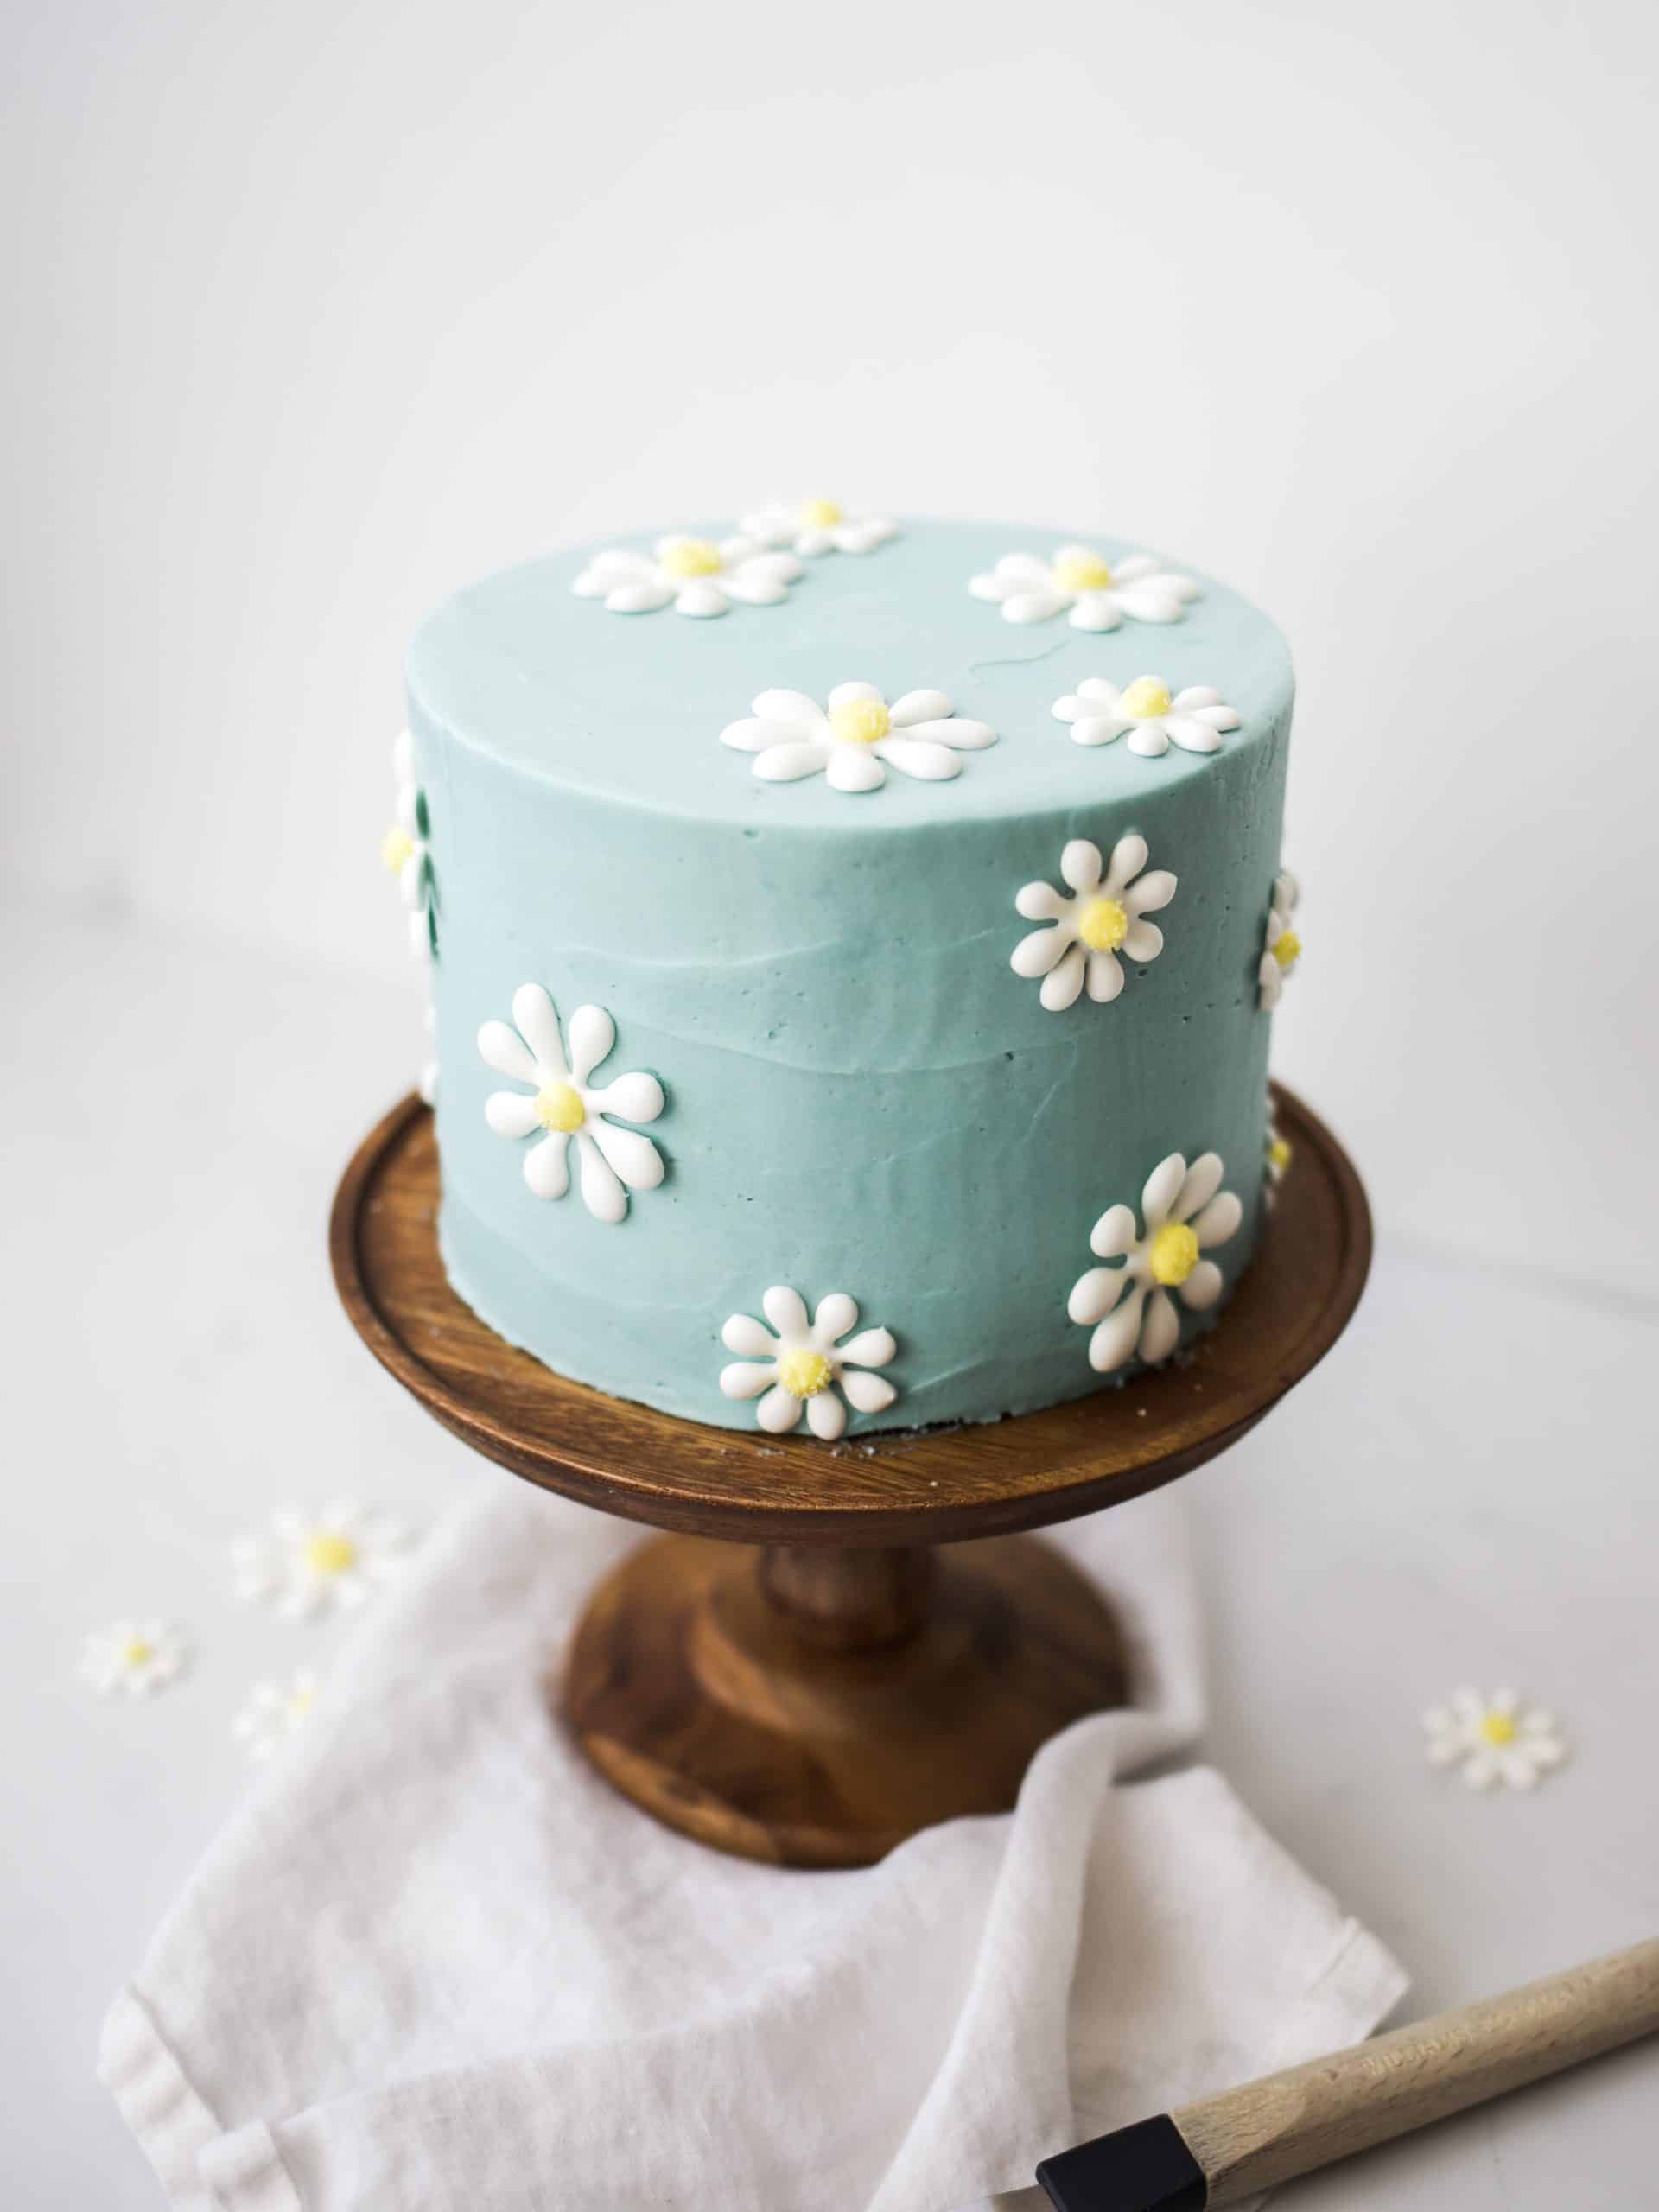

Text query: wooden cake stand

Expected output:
[330,1083,1370,1869]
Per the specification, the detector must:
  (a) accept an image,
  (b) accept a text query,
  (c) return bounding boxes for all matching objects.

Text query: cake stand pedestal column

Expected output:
[332,1083,1369,1869]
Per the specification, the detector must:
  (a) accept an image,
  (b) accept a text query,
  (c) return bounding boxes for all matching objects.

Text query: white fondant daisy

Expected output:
[386,731,436,959]
[1068,1152,1242,1375]
[721,682,996,793]
[232,1501,413,1620]
[1424,1688,1567,1791]
[719,1287,898,1440]
[479,986,665,1222]
[573,533,803,619]
[1258,871,1302,1010]
[234,1669,321,1763]
[969,545,1199,631]
[1013,835,1178,1013]
[1264,1109,1292,1205]
[741,499,899,557]
[80,1619,190,1699]
[1052,676,1241,759]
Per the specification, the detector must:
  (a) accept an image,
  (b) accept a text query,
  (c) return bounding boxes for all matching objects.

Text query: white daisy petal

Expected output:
[993,553,1054,588]
[756,1386,803,1434]
[841,1370,897,1414]
[1089,1291,1146,1375]
[512,985,568,1075]
[887,689,954,727]
[1069,715,1129,748]
[1181,1259,1224,1312]
[1122,921,1164,963]
[811,1292,859,1346]
[675,580,729,618]
[828,680,884,709]
[874,736,962,781]
[485,1091,541,1139]
[1039,944,1085,1012]
[586,1118,664,1191]
[1003,588,1071,624]
[588,1071,664,1124]
[1012,926,1071,979]
[720,1361,777,1401]
[1141,1153,1187,1227]
[564,1004,615,1087]
[1175,1153,1225,1221]
[1090,1204,1139,1260]
[1139,1286,1181,1364]
[1165,716,1224,754]
[1192,1190,1243,1248]
[721,718,778,753]
[763,1286,810,1339]
[839,1327,896,1368]
[1172,686,1221,709]
[1061,840,1104,893]
[826,747,887,792]
[1069,593,1125,632]
[721,570,790,607]
[752,690,830,728]
[1015,881,1068,922]
[721,1313,776,1358]
[1127,724,1173,757]
[1114,587,1188,624]
[477,1020,541,1086]
[900,716,995,749]
[807,1391,847,1440]
[1084,950,1124,1002]
[575,1131,627,1223]
[1124,869,1178,917]
[754,740,833,782]
[524,1131,569,1198]
[1068,1265,1129,1327]
[1103,834,1148,892]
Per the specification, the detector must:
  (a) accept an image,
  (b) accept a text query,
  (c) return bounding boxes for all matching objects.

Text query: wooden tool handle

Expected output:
[1175,1936,1659,2205]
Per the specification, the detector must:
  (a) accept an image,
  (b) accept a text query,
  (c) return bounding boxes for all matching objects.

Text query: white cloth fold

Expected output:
[102,1484,1406,2212]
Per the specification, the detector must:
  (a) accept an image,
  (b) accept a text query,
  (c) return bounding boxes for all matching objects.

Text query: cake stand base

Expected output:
[563,1533,1127,1867]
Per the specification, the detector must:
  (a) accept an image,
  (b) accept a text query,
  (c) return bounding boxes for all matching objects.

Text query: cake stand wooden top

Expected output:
[329,1082,1370,1547]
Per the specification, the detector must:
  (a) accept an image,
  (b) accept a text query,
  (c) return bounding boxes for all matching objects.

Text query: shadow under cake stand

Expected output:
[330,1082,1370,1869]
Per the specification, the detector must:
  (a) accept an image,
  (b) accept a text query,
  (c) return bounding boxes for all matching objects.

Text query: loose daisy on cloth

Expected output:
[719,1286,898,1438]
[573,533,802,618]
[234,1670,321,1764]
[1052,676,1241,759]
[1424,1688,1568,1791]
[969,545,1199,630]
[1069,1153,1242,1375]
[1013,836,1178,1012]
[80,1620,190,1699]
[1259,871,1303,1010]
[479,986,665,1222]
[740,499,898,556]
[721,683,996,792]
[232,1503,413,1620]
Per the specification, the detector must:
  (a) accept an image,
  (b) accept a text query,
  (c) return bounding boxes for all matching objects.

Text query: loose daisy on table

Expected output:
[969,545,1199,631]
[385,731,436,960]
[1259,871,1302,1009]
[232,1502,413,1620]
[479,986,665,1223]
[1052,676,1241,759]
[1068,1151,1242,1375]
[234,1669,321,1764]
[721,682,996,792]
[1012,835,1178,1012]
[1424,1688,1567,1791]
[573,533,802,618]
[741,500,898,557]
[719,1286,898,1440]
[80,1620,191,1699]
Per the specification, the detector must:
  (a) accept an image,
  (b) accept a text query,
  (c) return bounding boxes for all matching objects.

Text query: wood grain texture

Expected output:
[561,1531,1129,1866]
[1176,1936,1659,2205]
[328,1082,1370,1548]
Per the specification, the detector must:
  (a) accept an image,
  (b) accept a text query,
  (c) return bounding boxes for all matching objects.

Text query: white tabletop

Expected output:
[4,899,1655,2209]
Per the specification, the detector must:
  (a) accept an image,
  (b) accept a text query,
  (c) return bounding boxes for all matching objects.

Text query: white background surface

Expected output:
[3,0,1657,2202]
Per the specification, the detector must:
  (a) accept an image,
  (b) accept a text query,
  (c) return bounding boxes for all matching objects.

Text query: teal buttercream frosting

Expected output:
[405,518,1294,1433]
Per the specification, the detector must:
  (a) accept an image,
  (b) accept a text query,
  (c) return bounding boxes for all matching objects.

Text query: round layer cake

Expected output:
[395,513,1298,1436]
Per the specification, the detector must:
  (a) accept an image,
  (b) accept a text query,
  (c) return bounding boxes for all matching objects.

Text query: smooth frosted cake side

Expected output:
[390,515,1299,1436]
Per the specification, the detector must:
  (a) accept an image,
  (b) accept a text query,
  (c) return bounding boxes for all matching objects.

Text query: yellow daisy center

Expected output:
[1118,677,1173,720]
[1148,1222,1200,1287]
[381,825,415,873]
[1273,929,1303,971]
[777,1347,833,1399]
[535,1081,585,1135]
[304,1531,359,1576]
[829,698,891,747]
[291,1682,316,1715]
[1077,896,1129,952]
[799,499,843,528]
[1268,1136,1294,1174]
[123,1637,155,1669]
[660,537,723,579]
[1052,550,1113,593]
[1478,1711,1518,1746]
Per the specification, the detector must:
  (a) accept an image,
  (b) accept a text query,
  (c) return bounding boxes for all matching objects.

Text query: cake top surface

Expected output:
[406,516,1294,828]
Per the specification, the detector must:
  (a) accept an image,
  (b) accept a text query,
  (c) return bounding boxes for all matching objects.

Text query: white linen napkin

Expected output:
[100,1482,1406,2212]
